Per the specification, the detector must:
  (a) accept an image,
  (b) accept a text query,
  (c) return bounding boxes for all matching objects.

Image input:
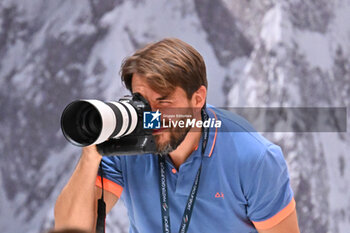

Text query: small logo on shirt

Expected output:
[215,192,224,198]
[143,110,161,129]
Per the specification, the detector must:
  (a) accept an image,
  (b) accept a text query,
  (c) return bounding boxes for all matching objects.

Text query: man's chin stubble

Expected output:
[155,127,191,155]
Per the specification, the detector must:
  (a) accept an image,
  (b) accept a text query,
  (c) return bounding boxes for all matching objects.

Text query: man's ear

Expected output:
[191,85,207,108]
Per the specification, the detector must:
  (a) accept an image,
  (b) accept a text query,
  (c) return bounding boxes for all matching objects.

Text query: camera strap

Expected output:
[96,164,106,233]
[158,109,209,233]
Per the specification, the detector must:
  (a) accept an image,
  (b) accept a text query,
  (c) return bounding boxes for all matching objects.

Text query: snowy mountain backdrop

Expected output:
[0,0,349,232]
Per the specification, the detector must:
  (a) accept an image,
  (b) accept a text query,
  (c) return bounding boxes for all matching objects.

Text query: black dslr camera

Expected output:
[61,93,157,156]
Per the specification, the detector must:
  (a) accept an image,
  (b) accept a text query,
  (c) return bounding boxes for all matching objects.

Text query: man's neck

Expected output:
[168,129,202,170]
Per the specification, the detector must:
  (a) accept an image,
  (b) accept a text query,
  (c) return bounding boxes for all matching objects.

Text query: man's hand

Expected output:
[82,144,102,160]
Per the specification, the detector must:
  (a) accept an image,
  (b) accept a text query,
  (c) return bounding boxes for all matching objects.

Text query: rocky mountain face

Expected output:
[224,1,350,233]
[0,0,349,232]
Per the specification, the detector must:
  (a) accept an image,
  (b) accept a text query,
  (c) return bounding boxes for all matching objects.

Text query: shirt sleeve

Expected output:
[246,144,295,230]
[95,155,124,198]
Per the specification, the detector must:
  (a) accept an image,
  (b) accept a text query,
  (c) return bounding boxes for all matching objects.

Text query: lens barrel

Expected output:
[61,99,138,146]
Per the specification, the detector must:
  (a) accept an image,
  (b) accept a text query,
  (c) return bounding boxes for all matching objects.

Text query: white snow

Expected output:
[294,30,333,71]
[88,0,226,105]
[1,0,350,232]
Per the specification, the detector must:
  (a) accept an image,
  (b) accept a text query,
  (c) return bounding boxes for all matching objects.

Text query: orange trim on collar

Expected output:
[252,197,296,230]
[207,108,218,158]
[96,176,123,198]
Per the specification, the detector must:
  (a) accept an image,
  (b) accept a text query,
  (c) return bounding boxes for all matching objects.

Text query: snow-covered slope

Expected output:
[226,1,350,233]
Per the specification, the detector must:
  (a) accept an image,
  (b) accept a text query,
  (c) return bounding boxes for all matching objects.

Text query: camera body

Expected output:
[61,93,157,156]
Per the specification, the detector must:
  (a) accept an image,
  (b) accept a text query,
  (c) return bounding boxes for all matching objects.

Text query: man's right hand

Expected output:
[81,144,102,160]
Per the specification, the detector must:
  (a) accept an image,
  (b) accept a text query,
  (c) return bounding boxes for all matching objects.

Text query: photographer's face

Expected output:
[131,73,197,154]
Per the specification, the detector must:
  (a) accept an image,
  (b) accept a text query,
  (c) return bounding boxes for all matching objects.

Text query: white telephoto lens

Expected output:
[121,101,138,136]
[83,100,116,144]
[110,101,130,138]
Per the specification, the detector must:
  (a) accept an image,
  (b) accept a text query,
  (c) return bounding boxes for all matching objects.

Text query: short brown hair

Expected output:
[120,38,207,99]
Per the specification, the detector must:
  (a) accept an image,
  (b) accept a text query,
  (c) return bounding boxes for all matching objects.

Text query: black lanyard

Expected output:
[96,165,106,233]
[158,109,209,233]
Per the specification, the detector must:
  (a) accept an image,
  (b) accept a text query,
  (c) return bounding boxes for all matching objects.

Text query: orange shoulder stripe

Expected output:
[252,197,296,230]
[96,176,123,198]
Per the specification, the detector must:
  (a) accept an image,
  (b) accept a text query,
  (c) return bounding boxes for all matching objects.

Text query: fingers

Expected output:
[82,144,102,160]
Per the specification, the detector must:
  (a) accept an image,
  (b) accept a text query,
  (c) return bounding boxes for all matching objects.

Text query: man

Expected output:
[54,38,300,233]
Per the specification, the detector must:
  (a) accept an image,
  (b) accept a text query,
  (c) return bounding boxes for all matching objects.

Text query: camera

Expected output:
[61,93,157,156]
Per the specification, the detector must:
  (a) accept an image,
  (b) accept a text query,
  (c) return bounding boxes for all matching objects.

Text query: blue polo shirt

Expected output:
[96,105,296,233]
